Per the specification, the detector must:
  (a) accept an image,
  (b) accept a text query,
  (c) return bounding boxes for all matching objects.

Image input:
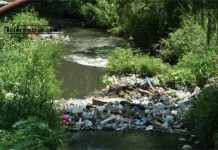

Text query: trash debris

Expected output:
[100,115,116,126]
[146,125,154,131]
[58,74,201,132]
[66,106,85,113]
[63,114,70,122]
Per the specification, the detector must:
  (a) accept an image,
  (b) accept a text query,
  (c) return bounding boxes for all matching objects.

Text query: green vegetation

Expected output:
[3,10,48,40]
[0,10,65,149]
[177,51,217,87]
[107,48,167,77]
[101,74,112,86]
[160,18,206,64]
[80,0,180,47]
[81,0,119,30]
[187,85,218,148]
[0,117,64,150]
[106,44,217,88]
[107,48,134,75]
[1,0,218,149]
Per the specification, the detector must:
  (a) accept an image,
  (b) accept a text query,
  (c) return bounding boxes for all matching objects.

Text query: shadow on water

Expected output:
[68,131,191,150]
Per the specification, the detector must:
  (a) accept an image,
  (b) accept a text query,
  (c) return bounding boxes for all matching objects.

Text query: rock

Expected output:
[194,141,200,145]
[182,145,192,149]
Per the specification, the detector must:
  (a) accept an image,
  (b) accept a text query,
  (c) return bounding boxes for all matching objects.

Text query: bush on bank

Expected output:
[187,85,218,148]
[107,48,168,77]
[0,117,65,150]
[160,18,206,64]
[0,10,65,149]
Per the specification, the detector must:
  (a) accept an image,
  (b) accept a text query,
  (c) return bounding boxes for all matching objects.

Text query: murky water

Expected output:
[68,131,191,150]
[56,20,128,98]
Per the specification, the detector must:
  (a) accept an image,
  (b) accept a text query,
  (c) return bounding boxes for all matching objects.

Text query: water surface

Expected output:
[69,131,190,150]
[57,20,128,98]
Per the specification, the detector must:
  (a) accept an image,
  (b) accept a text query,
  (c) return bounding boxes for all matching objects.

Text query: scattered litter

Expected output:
[58,75,201,132]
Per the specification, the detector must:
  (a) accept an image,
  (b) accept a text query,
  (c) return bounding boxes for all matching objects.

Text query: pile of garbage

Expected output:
[57,75,201,132]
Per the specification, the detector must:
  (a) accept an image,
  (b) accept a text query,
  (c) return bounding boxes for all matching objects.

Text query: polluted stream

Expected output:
[57,19,128,98]
[55,19,195,150]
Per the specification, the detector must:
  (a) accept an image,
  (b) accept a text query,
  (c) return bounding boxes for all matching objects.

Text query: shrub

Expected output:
[187,85,218,148]
[161,17,206,64]
[0,130,23,150]
[161,67,197,87]
[101,74,112,85]
[0,117,65,150]
[135,55,168,77]
[3,9,48,41]
[12,117,65,150]
[178,51,218,87]
[106,48,168,77]
[107,48,134,75]
[81,0,119,30]
[0,10,64,149]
